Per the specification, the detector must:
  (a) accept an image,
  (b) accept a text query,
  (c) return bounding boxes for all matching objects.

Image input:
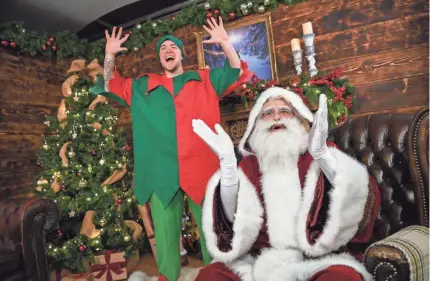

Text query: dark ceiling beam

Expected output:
[95,19,113,28]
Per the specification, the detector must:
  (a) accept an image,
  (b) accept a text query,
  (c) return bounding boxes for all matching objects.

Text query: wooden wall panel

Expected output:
[0,50,70,196]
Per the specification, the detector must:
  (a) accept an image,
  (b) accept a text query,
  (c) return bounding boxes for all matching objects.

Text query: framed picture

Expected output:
[195,13,278,81]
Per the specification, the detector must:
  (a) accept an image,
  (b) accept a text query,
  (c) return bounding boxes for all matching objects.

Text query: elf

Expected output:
[89,17,252,281]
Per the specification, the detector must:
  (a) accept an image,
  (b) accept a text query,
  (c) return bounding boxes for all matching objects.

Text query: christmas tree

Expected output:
[34,59,144,273]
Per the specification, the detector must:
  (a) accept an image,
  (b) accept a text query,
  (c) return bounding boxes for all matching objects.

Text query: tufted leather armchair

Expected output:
[329,107,429,281]
[0,195,60,281]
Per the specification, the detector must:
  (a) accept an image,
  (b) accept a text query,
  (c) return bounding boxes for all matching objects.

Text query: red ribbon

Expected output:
[91,251,126,281]
[65,273,92,281]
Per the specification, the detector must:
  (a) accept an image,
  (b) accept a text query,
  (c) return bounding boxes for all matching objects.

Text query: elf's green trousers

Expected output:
[150,189,211,281]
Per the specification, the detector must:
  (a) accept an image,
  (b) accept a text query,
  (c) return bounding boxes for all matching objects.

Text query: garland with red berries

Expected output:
[223,68,354,127]
[0,0,305,61]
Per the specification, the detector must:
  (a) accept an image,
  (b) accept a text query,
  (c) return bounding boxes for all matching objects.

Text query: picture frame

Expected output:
[195,13,278,81]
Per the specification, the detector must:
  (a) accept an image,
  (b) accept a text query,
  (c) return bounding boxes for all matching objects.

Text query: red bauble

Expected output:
[170,15,176,20]
[206,11,213,19]
[51,45,57,51]
[214,9,220,16]
[9,42,16,48]
[79,244,87,252]
[36,162,42,167]
[57,229,63,237]
[124,145,132,152]
[42,45,47,51]
[49,36,55,42]
[91,149,96,155]
[61,183,66,190]
[1,40,8,46]
[77,172,81,177]
[116,199,123,205]
[228,12,235,20]
[68,105,73,110]
[46,41,52,46]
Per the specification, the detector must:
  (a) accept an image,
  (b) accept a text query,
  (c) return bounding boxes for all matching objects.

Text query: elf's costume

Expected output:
[90,35,252,281]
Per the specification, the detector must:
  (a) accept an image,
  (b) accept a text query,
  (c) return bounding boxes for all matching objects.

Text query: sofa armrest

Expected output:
[0,195,60,280]
[364,225,429,281]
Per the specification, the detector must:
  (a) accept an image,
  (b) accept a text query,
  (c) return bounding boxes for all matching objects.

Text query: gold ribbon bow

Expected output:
[61,59,103,97]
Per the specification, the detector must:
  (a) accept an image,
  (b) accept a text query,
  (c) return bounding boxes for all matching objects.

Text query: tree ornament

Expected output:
[124,145,132,152]
[117,198,123,205]
[43,143,49,150]
[57,229,63,238]
[91,149,96,155]
[258,5,265,13]
[61,183,66,190]
[37,178,48,186]
[247,2,253,8]
[79,179,88,188]
[228,11,235,20]
[1,40,8,46]
[152,22,157,28]
[99,218,106,226]
[79,244,87,252]
[68,150,75,158]
[170,15,176,20]
[124,234,131,242]
[264,0,270,5]
[114,224,122,232]
[242,9,249,15]
[136,24,142,29]
[9,42,16,48]
[206,11,213,19]
[214,9,220,16]
[68,210,76,217]
[51,45,57,51]
[240,4,247,11]
[99,158,105,165]
[36,162,42,167]
[49,36,55,42]
[204,2,210,10]
[133,47,139,52]
[41,45,47,51]
[46,41,52,46]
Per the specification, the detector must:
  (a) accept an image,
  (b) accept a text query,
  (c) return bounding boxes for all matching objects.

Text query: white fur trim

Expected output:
[202,169,264,263]
[297,148,370,257]
[254,253,373,281]
[128,271,154,281]
[253,248,303,281]
[261,165,302,249]
[239,87,314,156]
[225,254,256,281]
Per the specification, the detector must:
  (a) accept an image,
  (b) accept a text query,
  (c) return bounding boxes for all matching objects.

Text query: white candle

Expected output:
[302,22,313,34]
[291,38,301,51]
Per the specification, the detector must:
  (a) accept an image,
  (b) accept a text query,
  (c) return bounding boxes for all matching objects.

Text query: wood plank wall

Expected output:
[0,0,428,195]
[0,51,70,196]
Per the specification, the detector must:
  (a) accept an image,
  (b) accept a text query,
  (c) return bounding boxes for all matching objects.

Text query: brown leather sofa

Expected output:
[0,195,60,281]
[329,107,429,281]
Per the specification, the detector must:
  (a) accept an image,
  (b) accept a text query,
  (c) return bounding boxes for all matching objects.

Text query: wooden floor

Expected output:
[133,253,204,277]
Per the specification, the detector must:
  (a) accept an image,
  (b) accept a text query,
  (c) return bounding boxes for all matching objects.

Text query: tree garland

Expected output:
[0,0,306,61]
[223,68,355,128]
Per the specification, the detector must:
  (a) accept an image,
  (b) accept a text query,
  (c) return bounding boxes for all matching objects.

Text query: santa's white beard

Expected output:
[248,117,309,172]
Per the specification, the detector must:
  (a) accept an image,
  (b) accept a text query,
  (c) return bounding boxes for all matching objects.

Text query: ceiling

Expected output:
[0,0,196,41]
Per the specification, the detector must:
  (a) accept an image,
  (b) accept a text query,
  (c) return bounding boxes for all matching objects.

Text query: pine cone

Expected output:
[289,76,301,87]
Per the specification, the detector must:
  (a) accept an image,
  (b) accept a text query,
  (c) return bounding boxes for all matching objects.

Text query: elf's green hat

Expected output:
[156,35,186,61]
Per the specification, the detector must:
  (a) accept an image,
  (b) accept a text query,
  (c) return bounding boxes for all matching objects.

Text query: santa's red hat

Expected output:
[238,86,314,156]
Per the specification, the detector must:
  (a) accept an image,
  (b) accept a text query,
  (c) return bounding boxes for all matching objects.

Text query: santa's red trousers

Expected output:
[195,262,364,281]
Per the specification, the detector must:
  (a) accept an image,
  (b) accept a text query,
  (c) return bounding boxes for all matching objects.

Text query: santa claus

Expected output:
[191,87,380,281]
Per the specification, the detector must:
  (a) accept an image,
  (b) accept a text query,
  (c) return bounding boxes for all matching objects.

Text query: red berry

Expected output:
[79,244,86,252]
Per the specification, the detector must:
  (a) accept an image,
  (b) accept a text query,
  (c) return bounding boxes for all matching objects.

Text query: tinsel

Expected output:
[0,0,307,61]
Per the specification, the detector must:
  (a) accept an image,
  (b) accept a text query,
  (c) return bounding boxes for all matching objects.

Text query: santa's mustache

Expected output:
[256,119,292,132]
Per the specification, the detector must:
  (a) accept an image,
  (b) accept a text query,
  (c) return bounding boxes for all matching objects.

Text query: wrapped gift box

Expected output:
[50,268,72,281]
[61,273,93,281]
[91,251,127,281]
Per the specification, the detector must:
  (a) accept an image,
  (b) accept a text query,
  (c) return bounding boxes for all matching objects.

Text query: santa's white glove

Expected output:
[192,119,238,222]
[308,94,337,184]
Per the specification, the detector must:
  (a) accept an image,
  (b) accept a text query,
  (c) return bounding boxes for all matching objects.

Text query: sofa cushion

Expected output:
[0,247,23,276]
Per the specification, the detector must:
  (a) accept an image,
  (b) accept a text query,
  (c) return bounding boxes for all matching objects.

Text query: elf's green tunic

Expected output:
[91,60,250,208]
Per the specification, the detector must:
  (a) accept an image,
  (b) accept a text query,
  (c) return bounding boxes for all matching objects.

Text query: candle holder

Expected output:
[292,49,303,76]
[303,33,318,77]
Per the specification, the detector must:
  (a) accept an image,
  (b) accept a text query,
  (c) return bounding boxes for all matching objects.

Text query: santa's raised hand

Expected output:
[308,94,329,160]
[192,119,235,159]
[202,17,229,45]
